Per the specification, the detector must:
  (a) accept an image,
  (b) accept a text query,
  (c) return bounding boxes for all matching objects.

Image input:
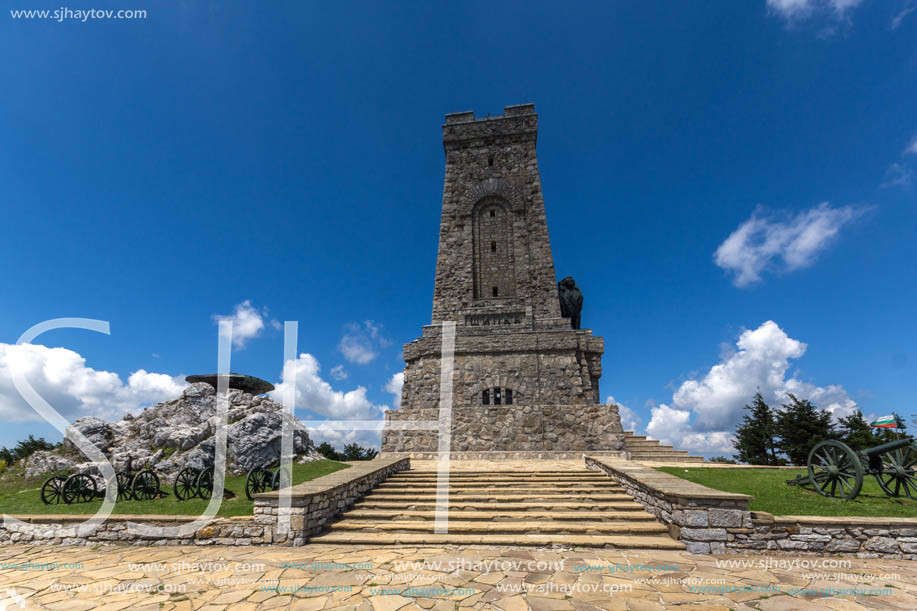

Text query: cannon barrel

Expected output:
[862,437,913,457]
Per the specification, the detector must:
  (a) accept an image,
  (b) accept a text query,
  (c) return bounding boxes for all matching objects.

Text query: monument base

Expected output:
[382,404,625,454]
[378,450,627,460]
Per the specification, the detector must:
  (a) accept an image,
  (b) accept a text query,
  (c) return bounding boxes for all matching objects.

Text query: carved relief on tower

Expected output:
[472,198,516,300]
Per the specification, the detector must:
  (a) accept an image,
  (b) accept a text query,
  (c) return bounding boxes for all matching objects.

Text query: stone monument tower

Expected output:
[382,104,624,458]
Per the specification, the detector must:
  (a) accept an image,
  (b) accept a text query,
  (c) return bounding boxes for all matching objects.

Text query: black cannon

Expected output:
[40,458,163,505]
[244,463,292,500]
[787,437,917,500]
[173,465,215,501]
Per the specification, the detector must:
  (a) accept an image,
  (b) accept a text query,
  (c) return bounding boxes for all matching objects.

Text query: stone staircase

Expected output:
[310,469,684,549]
[623,433,704,463]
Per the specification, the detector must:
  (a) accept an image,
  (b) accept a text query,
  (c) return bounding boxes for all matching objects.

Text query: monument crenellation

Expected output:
[383,104,625,458]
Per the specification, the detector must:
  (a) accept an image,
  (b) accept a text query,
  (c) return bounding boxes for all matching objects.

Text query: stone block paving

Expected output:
[2,542,916,610]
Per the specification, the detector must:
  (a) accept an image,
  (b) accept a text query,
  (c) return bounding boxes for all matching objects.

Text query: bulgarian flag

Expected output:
[870,415,897,428]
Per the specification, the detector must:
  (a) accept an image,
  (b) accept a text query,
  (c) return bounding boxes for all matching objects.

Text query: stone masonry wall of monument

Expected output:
[432,105,561,322]
[382,405,624,455]
[398,332,604,408]
[382,104,624,455]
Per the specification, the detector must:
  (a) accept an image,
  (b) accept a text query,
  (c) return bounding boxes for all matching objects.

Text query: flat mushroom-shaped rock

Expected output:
[185,373,275,395]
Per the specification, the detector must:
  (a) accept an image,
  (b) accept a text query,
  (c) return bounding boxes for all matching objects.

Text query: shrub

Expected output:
[316,442,378,461]
[0,435,56,466]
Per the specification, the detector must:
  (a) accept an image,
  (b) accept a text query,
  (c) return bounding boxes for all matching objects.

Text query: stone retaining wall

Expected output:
[585,455,917,559]
[743,513,917,558]
[0,515,263,546]
[253,456,410,545]
[0,457,409,547]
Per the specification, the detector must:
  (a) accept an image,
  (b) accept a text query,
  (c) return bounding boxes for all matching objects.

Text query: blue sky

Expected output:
[1,0,915,456]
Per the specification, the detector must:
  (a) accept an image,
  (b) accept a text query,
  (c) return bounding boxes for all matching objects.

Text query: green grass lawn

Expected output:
[657,467,917,518]
[0,460,349,517]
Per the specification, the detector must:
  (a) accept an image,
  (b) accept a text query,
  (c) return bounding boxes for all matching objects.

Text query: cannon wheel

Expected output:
[876,443,917,499]
[173,467,198,501]
[271,467,291,491]
[245,467,272,500]
[195,468,214,500]
[40,475,67,505]
[808,440,863,500]
[116,471,135,501]
[132,470,160,501]
[62,473,97,504]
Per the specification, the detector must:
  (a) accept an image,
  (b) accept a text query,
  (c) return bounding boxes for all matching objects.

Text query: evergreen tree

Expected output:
[341,443,379,461]
[838,410,875,451]
[0,435,55,465]
[316,442,342,461]
[708,456,738,464]
[774,394,835,465]
[733,393,780,465]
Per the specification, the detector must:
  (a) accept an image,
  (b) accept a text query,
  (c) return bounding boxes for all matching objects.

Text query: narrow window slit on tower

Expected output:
[492,286,498,297]
[488,156,494,166]
[490,209,495,217]
[494,388,501,405]
[490,241,496,252]
[505,389,513,405]
[482,390,490,405]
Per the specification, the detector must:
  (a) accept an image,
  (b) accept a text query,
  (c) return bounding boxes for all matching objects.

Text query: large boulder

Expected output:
[23,451,83,479]
[62,417,113,453]
[25,383,320,481]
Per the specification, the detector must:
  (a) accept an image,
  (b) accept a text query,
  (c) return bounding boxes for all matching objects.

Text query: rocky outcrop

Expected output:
[23,383,319,481]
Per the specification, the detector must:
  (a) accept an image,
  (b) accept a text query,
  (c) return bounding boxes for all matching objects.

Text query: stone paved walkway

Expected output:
[2,543,915,610]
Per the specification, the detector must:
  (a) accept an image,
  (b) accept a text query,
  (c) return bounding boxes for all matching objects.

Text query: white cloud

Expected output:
[891,5,916,29]
[905,136,917,155]
[606,395,640,432]
[338,335,377,365]
[714,203,865,287]
[330,365,348,381]
[0,343,186,423]
[646,321,856,455]
[338,321,390,364]
[211,300,277,348]
[363,320,392,347]
[645,405,737,454]
[881,163,913,188]
[304,422,383,450]
[766,0,863,22]
[271,353,386,422]
[270,353,390,449]
[767,0,815,20]
[385,372,404,410]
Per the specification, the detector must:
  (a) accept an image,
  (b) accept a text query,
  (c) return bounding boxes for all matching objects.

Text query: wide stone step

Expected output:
[385,472,609,484]
[354,500,645,511]
[379,477,616,488]
[625,441,673,449]
[398,470,604,476]
[393,470,609,476]
[331,520,668,535]
[372,486,624,494]
[309,532,686,549]
[343,509,658,521]
[628,454,705,462]
[364,492,634,502]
